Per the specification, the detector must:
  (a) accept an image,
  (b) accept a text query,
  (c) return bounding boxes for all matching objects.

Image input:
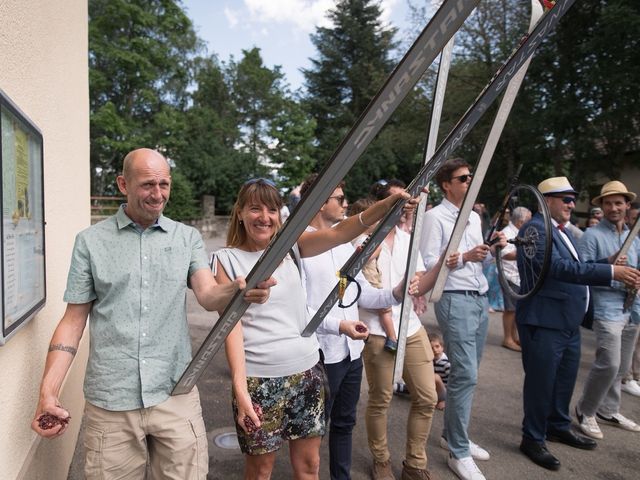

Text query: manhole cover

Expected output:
[213,431,240,450]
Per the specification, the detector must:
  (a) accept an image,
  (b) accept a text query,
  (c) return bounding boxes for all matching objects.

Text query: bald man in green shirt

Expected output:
[32,148,275,479]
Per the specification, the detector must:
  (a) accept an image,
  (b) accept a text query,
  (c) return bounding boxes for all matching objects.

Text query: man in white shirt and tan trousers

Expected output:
[299,174,402,480]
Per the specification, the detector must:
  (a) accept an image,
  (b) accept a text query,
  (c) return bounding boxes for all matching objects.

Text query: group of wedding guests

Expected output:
[31,149,640,480]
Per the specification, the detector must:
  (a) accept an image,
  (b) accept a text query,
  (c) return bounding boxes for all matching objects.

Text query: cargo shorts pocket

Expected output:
[83,425,105,480]
[188,416,209,479]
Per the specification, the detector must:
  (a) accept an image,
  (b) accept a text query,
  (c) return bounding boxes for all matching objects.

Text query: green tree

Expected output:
[526,0,640,197]
[89,0,200,194]
[269,98,318,190]
[174,55,258,214]
[304,0,420,199]
[229,48,287,157]
[407,0,640,210]
[163,169,200,220]
[420,0,533,209]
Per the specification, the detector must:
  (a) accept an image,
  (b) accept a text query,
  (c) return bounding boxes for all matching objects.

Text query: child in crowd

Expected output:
[430,333,450,410]
[347,198,398,353]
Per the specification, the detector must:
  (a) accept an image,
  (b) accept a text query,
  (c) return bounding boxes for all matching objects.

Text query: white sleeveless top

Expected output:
[214,247,319,377]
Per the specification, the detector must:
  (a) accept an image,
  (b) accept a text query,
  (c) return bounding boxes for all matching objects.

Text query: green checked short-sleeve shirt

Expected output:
[64,206,209,411]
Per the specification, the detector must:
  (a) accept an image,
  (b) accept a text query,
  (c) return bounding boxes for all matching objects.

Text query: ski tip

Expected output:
[171,384,193,396]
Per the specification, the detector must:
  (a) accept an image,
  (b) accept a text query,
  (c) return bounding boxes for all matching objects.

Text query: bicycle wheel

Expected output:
[495,183,552,300]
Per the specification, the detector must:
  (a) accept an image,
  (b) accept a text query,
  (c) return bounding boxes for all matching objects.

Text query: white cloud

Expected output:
[242,0,340,32]
[240,0,404,33]
[224,7,239,28]
[379,0,401,25]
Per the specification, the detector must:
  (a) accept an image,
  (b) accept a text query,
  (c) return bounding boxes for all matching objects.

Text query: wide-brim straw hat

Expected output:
[591,180,636,205]
[538,176,578,196]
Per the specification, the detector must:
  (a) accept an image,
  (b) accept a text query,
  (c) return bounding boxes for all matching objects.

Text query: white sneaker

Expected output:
[621,379,640,397]
[439,436,490,461]
[576,406,603,439]
[596,412,640,432]
[447,455,486,480]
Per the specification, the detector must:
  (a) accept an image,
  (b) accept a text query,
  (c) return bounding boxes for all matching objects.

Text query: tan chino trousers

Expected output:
[363,327,437,470]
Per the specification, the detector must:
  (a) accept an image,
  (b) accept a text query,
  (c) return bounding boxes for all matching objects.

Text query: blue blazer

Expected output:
[516,213,611,331]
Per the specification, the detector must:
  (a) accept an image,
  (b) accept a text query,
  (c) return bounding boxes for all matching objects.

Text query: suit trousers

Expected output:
[579,318,640,417]
[434,292,489,459]
[363,328,437,470]
[518,324,580,443]
[325,355,363,480]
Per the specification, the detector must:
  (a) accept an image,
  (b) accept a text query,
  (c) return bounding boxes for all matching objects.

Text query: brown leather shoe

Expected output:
[372,459,395,480]
[401,461,436,480]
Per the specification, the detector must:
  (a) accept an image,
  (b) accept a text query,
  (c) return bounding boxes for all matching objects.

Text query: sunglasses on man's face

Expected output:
[328,195,347,205]
[451,173,473,183]
[549,195,576,204]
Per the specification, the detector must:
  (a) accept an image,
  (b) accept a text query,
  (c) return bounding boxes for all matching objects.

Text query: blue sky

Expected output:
[180,0,414,91]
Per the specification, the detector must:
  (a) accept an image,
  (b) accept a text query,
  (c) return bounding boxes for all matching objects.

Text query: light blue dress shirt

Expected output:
[578,218,639,323]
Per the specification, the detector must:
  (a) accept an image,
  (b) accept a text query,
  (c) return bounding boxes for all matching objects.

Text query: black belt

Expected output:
[443,290,486,297]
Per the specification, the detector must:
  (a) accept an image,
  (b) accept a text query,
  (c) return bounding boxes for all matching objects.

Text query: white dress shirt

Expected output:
[357,227,426,338]
[302,226,398,364]
[420,198,489,294]
[553,218,593,313]
[501,222,521,286]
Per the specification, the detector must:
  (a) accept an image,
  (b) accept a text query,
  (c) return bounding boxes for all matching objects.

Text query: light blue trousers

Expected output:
[434,292,489,459]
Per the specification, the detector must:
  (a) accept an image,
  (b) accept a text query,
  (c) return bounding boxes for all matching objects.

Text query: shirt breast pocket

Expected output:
[159,245,190,283]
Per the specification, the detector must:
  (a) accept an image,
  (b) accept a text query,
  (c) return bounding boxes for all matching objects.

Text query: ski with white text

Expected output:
[172,0,479,395]
[302,0,576,337]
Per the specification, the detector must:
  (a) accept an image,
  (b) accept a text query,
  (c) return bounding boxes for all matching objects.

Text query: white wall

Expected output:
[0,1,89,478]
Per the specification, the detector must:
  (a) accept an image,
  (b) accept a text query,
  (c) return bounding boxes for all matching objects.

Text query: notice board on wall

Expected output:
[0,88,46,345]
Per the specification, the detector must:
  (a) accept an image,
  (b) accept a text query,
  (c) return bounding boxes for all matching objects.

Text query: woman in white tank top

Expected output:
[213,178,412,479]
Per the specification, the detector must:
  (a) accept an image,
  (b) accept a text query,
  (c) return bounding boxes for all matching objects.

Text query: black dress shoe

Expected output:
[546,428,597,450]
[520,437,561,470]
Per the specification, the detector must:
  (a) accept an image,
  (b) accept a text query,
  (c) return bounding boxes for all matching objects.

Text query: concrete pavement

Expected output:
[68,232,640,479]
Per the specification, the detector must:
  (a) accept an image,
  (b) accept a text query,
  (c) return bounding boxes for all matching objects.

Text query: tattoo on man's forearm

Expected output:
[48,344,77,356]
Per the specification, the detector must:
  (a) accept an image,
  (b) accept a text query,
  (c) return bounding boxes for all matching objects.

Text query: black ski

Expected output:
[302,0,577,337]
[172,0,479,395]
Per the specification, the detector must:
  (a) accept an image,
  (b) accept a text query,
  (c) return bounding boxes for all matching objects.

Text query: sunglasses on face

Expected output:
[328,195,347,204]
[549,195,576,204]
[451,173,473,183]
[244,177,276,188]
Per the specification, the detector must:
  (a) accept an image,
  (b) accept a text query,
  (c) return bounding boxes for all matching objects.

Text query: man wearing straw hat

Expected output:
[574,180,640,439]
[515,176,640,471]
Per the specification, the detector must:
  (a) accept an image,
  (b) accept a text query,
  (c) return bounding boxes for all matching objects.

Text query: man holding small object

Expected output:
[299,174,406,480]
[31,148,275,479]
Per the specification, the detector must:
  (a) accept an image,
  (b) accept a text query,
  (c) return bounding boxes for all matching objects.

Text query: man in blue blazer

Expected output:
[515,176,640,471]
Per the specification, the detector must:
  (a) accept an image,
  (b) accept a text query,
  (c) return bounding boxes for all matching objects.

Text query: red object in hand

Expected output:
[355,324,367,333]
[37,413,70,430]
[243,403,264,433]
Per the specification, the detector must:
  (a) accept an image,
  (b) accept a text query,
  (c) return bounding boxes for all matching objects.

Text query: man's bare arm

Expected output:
[190,268,276,313]
[32,302,91,438]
